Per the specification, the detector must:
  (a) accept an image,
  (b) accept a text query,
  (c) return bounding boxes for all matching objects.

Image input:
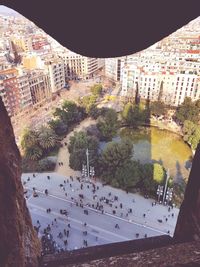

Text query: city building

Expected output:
[28,70,51,105]
[105,58,122,81]
[0,68,21,116]
[11,36,33,53]
[59,50,101,80]
[45,58,65,92]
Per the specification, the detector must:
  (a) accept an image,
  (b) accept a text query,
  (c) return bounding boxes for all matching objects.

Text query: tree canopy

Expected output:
[183,120,200,150]
[97,108,119,141]
[68,131,99,170]
[90,84,103,96]
[100,138,133,183]
[175,97,200,124]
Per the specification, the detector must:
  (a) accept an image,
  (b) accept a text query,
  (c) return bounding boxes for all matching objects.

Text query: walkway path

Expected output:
[55,118,96,177]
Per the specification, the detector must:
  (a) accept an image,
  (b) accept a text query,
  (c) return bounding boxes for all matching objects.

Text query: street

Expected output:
[22,172,179,253]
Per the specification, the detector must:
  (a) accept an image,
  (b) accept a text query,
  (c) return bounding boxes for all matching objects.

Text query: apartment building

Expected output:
[105,58,122,81]
[17,70,32,109]
[45,58,65,92]
[11,36,33,53]
[121,62,200,106]
[59,50,101,80]
[28,71,51,105]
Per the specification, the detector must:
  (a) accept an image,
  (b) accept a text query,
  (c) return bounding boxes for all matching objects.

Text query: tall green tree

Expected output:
[25,146,43,161]
[158,81,164,102]
[90,84,103,96]
[48,119,68,136]
[53,100,85,125]
[175,97,200,124]
[37,126,58,150]
[68,131,99,170]
[153,163,165,183]
[21,128,38,150]
[97,108,119,141]
[100,139,133,183]
[150,101,167,117]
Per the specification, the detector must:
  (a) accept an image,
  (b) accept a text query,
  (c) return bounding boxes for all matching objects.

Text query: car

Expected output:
[60,209,68,215]
[157,219,163,223]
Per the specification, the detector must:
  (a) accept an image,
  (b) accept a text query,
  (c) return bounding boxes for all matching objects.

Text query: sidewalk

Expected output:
[55,118,96,177]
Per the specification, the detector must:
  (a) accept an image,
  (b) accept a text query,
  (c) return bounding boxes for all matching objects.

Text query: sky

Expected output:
[0,5,19,15]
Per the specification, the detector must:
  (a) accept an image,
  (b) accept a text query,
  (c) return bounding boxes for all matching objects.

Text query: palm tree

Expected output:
[25,146,43,161]
[37,126,58,150]
[21,128,38,150]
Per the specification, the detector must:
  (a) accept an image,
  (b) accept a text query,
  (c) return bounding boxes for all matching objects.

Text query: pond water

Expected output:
[100,127,192,182]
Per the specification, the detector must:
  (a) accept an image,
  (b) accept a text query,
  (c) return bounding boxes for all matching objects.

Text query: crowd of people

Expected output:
[24,173,176,255]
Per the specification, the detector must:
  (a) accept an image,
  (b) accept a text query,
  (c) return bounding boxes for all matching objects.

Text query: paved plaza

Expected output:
[22,172,179,254]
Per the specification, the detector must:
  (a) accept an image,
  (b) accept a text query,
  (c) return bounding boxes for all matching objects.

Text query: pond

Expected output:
[100,126,193,182]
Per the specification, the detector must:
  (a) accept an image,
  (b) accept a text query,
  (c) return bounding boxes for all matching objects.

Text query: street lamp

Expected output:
[90,166,95,180]
[156,185,164,203]
[82,149,95,182]
[165,188,173,204]
[163,169,170,204]
[82,164,87,179]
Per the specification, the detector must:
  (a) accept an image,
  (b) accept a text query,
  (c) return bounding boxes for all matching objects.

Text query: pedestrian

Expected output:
[68,223,71,228]
[37,220,40,225]
[54,218,57,223]
[143,213,146,218]
[64,229,67,236]
[165,218,168,222]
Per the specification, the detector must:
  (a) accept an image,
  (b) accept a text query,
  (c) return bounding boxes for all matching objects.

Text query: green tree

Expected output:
[153,163,165,183]
[140,163,156,194]
[100,139,133,183]
[53,100,84,125]
[158,81,164,102]
[97,108,119,141]
[21,128,38,150]
[122,102,146,127]
[37,126,58,150]
[183,120,200,150]
[115,160,141,189]
[188,126,200,150]
[175,97,200,124]
[25,145,43,161]
[150,101,167,117]
[90,84,103,96]
[48,119,68,136]
[80,95,98,114]
[68,131,99,170]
